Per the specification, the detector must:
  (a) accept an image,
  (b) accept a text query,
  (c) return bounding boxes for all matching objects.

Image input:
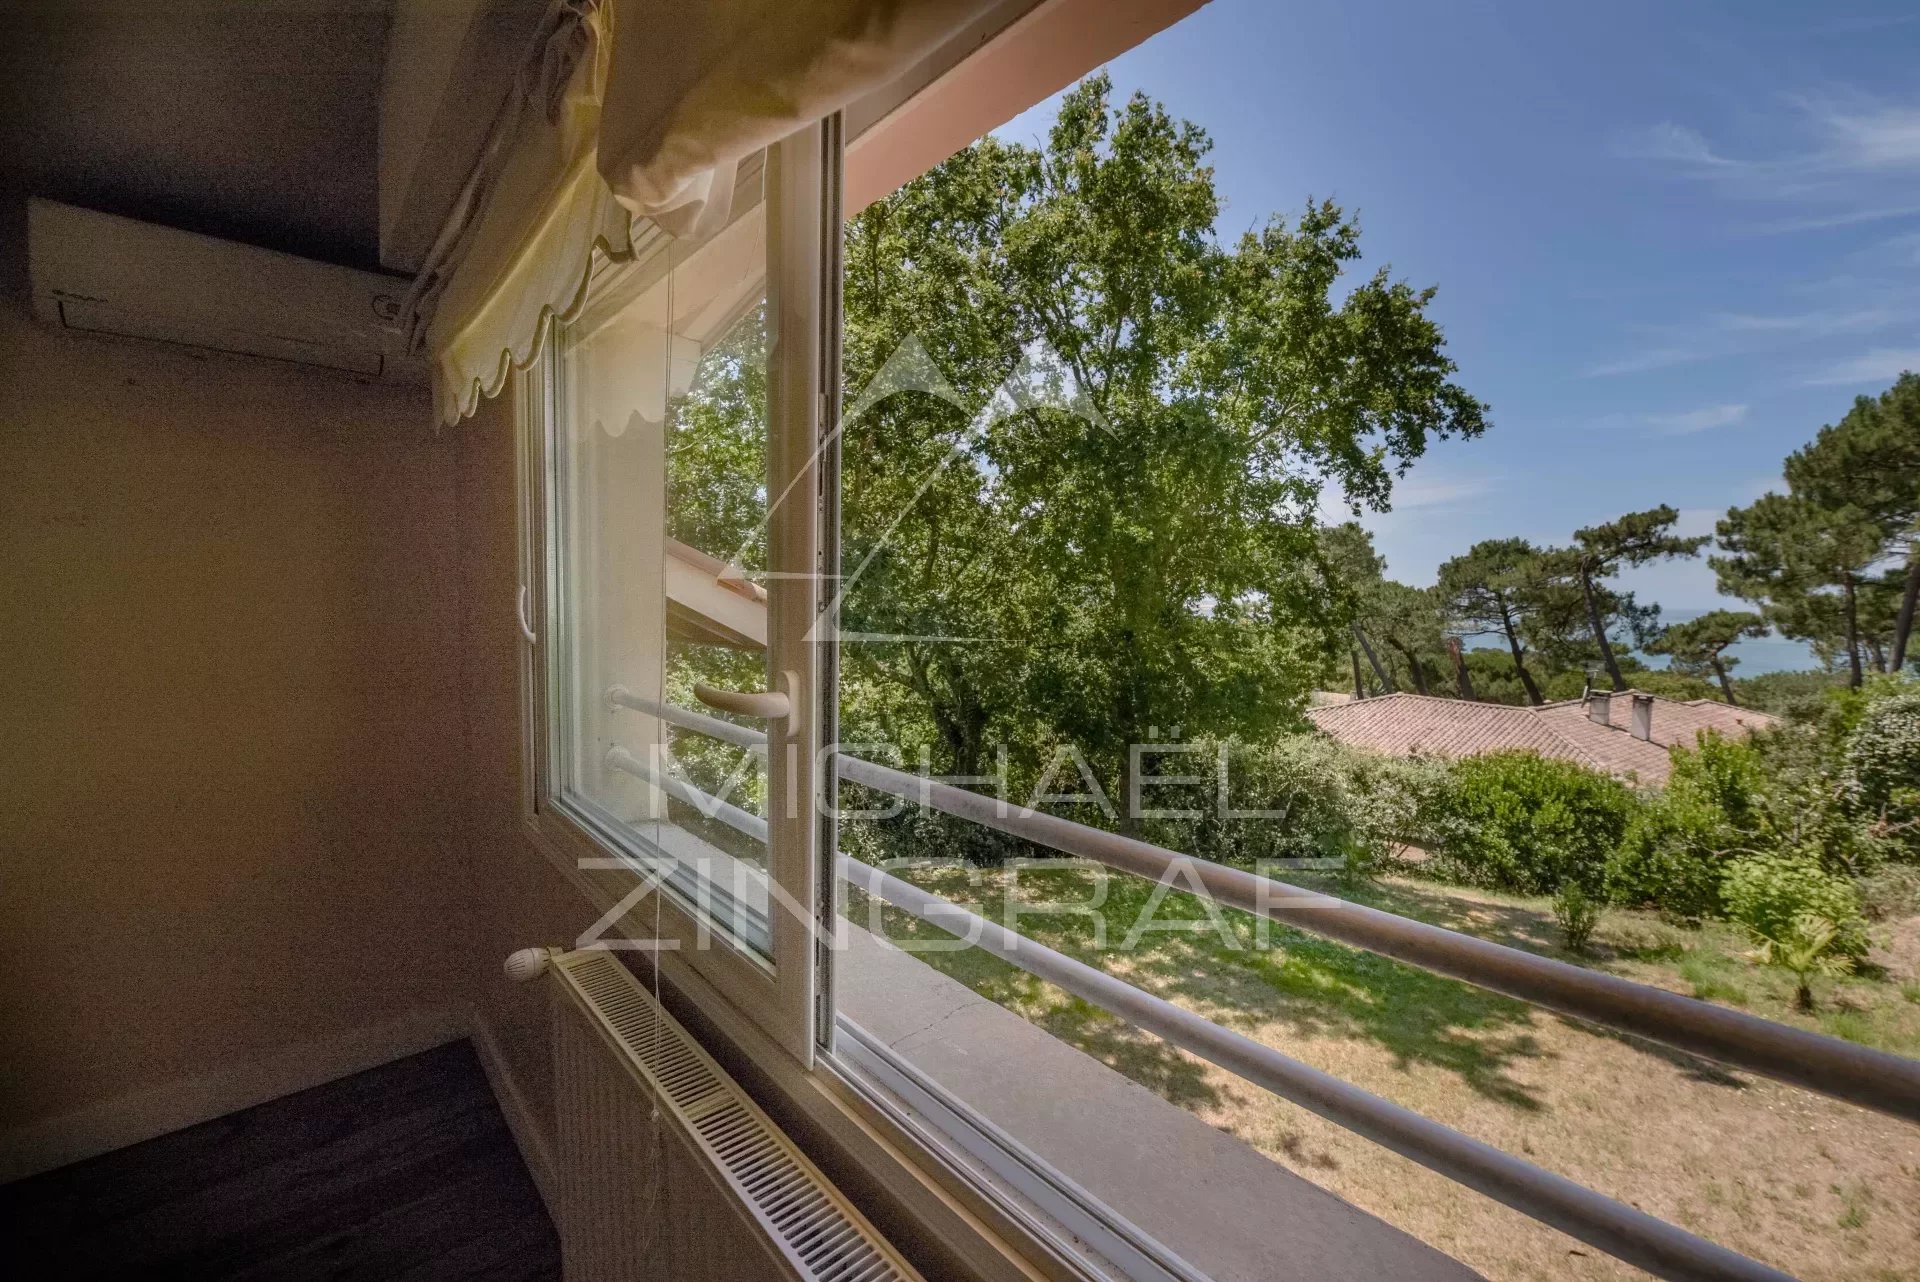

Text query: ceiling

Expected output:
[0,1,396,272]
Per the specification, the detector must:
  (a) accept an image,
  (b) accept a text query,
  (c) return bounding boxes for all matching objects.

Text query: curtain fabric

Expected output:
[416,0,622,424]
[598,0,997,237]
[420,0,1003,424]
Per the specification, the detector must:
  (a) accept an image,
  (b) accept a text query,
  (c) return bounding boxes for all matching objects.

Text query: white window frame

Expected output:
[516,123,840,1065]
[508,8,1214,1278]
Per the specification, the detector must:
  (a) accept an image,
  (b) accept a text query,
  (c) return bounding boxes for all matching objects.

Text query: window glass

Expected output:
[824,4,1920,1281]
[550,201,778,957]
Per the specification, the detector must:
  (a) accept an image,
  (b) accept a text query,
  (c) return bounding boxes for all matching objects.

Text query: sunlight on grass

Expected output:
[844,852,1920,1282]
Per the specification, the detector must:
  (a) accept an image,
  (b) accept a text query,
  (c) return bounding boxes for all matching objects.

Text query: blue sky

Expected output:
[996,0,1920,671]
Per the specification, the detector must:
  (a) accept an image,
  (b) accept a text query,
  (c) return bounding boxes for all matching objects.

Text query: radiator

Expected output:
[519,948,924,1282]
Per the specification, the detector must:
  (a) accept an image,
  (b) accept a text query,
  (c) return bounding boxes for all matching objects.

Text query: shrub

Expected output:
[1722,854,1868,1007]
[1607,793,1726,920]
[1737,669,1848,720]
[1424,751,1635,895]
[1552,881,1601,952]
[1606,732,1769,919]
[1149,735,1449,878]
[1841,689,1920,858]
[841,792,1034,867]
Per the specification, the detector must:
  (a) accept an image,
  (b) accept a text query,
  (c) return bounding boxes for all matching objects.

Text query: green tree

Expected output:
[1318,522,1398,696]
[1436,538,1547,704]
[1783,373,1920,670]
[1714,493,1886,688]
[1647,609,1767,706]
[840,76,1489,823]
[1372,580,1448,697]
[1722,854,1868,1010]
[1541,507,1708,692]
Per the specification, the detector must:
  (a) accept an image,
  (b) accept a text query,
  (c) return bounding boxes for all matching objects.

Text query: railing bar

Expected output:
[843,855,1795,1282]
[610,687,768,752]
[605,745,769,845]
[612,695,1920,1126]
[834,751,1920,1124]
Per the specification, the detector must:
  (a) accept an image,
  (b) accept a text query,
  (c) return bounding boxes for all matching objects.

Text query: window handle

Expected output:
[517,585,538,645]
[693,677,793,721]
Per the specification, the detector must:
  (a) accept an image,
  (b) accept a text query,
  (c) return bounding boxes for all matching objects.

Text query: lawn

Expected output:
[844,856,1920,1282]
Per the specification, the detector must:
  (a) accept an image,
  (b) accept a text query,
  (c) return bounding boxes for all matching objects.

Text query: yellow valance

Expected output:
[414,0,1010,425]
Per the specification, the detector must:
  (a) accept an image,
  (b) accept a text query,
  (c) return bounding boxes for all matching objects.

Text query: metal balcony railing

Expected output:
[610,690,1920,1282]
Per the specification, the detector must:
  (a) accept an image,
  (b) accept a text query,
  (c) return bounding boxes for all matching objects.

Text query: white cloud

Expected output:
[1585,305,1912,378]
[1317,471,1499,523]
[1807,99,1920,170]
[1752,202,1920,234]
[1615,122,1733,167]
[1803,347,1920,385]
[1620,95,1920,236]
[1387,475,1500,510]
[1885,231,1920,266]
[1583,344,1711,378]
[1644,403,1748,434]
[1711,306,1900,336]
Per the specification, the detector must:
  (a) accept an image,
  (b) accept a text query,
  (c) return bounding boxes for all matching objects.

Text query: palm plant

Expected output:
[1745,913,1856,1011]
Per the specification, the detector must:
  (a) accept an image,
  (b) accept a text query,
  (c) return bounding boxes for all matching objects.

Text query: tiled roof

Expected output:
[1305,691,1779,786]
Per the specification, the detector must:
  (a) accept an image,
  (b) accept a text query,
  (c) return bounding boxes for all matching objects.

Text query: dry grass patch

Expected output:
[849,860,1920,1281]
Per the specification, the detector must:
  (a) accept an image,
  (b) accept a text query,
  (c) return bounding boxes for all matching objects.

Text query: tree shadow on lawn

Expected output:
[878,863,1555,1112]
[1312,873,1757,1092]
[845,886,1226,1111]
[1553,1017,1751,1090]
[1137,927,1551,1112]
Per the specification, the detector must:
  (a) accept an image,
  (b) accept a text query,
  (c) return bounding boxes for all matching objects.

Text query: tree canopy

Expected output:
[1647,609,1768,706]
[836,74,1488,812]
[1542,506,1708,692]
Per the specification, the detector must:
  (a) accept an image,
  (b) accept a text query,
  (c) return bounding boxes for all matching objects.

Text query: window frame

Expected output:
[508,9,1219,1278]
[516,124,838,1066]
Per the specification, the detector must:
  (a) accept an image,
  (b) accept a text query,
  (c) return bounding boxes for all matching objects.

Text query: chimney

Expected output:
[1630,693,1654,742]
[1587,692,1611,725]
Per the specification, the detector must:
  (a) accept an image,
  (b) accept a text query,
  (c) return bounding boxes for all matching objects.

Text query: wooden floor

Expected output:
[1,1041,560,1280]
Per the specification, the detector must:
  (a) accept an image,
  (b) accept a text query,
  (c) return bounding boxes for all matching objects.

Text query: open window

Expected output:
[521,127,838,1064]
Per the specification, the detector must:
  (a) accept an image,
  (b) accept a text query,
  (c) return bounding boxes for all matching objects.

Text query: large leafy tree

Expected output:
[1372,580,1448,696]
[1647,609,1767,705]
[838,75,1489,821]
[1317,523,1398,695]
[1541,506,1707,691]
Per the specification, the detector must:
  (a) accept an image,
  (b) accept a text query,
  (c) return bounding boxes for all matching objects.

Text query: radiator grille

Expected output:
[552,951,920,1282]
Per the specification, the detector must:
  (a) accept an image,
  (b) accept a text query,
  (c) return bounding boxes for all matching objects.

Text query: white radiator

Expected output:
[522,948,924,1282]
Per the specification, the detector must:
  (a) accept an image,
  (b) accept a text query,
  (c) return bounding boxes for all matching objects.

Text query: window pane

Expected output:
[826,6,1920,1280]
[552,198,777,958]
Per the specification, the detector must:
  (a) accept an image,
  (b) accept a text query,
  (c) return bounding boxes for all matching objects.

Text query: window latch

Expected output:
[517,584,538,645]
[693,670,800,724]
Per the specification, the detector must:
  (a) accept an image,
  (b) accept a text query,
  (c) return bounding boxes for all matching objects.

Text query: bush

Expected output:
[1841,689,1920,858]
[1424,751,1635,895]
[1607,793,1727,920]
[1722,854,1869,961]
[840,790,1035,867]
[1737,669,1848,720]
[1721,854,1868,1008]
[1552,881,1601,952]
[1149,735,1448,878]
[1605,732,1769,919]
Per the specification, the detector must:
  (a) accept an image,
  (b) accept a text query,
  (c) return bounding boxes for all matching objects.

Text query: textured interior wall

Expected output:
[453,390,579,1141]
[0,285,467,1166]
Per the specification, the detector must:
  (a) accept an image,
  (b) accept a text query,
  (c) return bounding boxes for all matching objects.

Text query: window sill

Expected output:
[521,813,1476,1281]
[834,926,1481,1282]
